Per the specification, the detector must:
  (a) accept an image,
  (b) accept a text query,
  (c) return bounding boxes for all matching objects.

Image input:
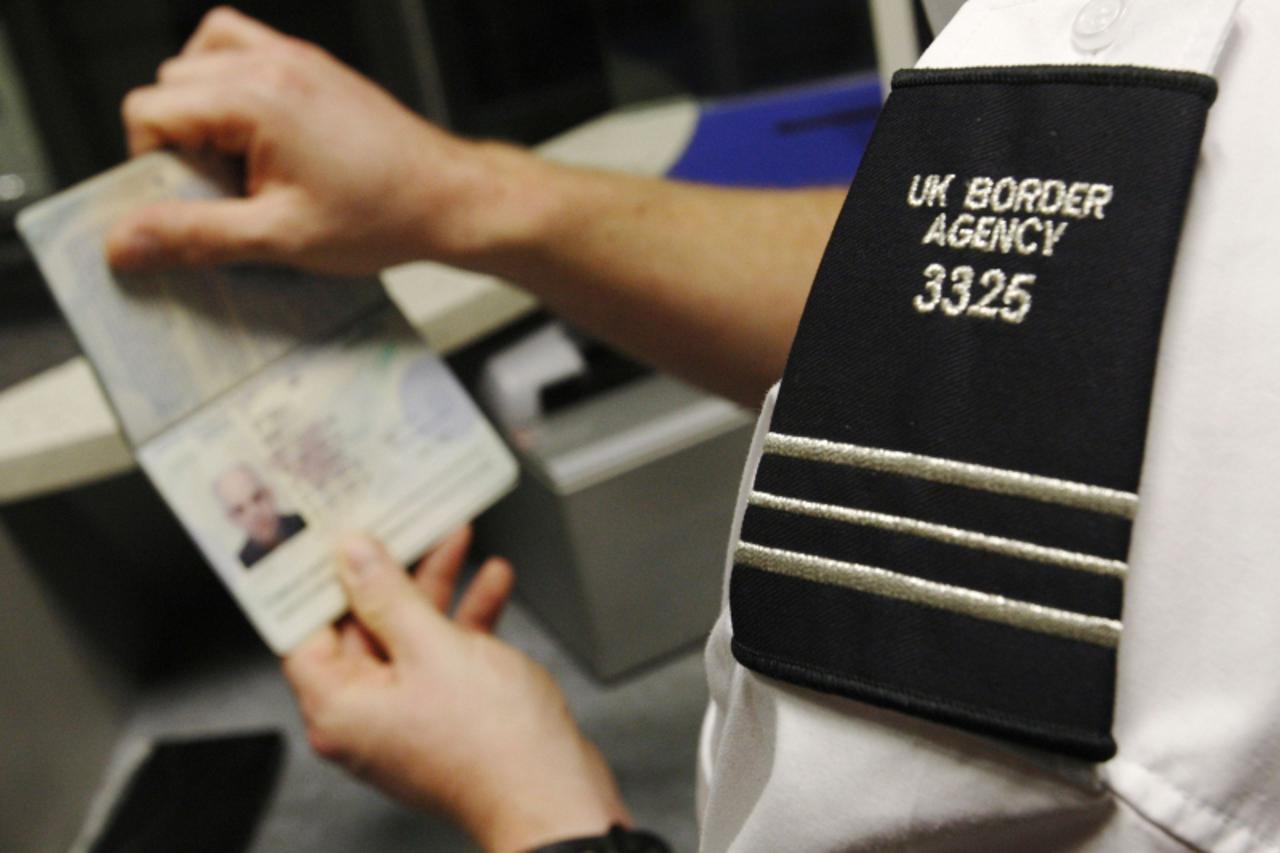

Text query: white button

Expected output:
[1072,0,1126,53]
[0,174,26,202]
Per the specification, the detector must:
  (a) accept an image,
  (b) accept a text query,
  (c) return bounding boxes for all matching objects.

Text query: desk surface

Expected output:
[0,101,696,505]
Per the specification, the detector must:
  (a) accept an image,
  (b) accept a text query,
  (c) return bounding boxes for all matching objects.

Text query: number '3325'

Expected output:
[913,263,1034,324]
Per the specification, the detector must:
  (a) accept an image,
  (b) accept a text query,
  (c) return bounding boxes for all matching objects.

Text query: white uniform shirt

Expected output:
[698,1,1280,849]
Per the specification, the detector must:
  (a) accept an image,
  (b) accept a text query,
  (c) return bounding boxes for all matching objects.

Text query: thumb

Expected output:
[105,196,288,272]
[338,534,443,663]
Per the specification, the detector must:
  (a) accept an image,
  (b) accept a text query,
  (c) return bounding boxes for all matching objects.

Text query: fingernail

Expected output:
[340,536,382,577]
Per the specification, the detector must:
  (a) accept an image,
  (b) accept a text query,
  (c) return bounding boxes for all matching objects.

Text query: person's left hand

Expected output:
[283,527,630,852]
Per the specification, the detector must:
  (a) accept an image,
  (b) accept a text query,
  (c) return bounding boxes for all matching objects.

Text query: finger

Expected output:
[282,624,343,701]
[454,557,516,634]
[105,196,291,271]
[121,83,260,156]
[157,52,250,87]
[338,616,386,662]
[283,626,377,765]
[338,534,444,662]
[182,6,286,55]
[411,525,473,612]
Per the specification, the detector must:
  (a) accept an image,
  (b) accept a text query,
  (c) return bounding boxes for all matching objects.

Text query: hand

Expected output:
[106,7,545,275]
[283,527,630,853]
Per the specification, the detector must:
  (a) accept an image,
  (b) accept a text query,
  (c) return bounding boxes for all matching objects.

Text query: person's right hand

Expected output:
[284,527,631,852]
[106,6,544,276]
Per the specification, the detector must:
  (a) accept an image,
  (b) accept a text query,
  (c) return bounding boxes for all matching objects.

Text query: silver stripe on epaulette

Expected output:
[748,491,1127,577]
[763,433,1138,519]
[734,541,1122,647]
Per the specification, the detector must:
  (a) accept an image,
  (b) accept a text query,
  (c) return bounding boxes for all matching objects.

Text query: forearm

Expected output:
[107,6,845,408]
[442,144,846,407]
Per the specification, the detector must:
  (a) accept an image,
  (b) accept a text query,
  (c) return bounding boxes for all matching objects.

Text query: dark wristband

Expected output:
[526,824,672,853]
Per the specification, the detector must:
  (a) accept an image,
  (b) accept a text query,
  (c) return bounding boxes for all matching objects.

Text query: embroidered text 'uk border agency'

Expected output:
[730,65,1217,761]
[915,173,1112,261]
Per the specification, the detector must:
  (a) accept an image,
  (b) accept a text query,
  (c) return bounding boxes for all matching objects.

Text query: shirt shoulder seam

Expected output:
[1106,758,1279,853]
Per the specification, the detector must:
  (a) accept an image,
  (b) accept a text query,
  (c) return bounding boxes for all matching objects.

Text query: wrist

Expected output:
[462,789,625,853]
[455,738,631,853]
[472,806,617,853]
[415,139,567,273]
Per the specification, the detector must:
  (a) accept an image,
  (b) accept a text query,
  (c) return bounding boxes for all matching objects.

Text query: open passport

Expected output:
[17,152,518,652]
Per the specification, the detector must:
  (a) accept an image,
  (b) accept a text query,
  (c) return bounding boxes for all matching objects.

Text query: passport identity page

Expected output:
[18,152,518,652]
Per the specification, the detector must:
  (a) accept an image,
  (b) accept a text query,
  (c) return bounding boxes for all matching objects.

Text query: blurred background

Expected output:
[0,2,930,851]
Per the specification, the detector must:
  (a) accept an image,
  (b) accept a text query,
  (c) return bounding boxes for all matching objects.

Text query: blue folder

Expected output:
[666,74,882,189]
